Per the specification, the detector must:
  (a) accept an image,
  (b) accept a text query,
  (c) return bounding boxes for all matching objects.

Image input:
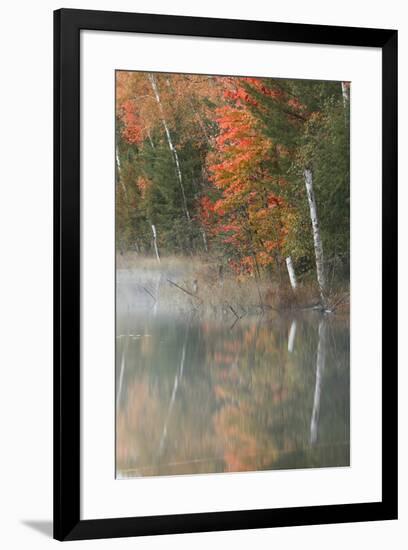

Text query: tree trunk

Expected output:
[115,144,128,200]
[341,82,350,127]
[304,168,327,307]
[148,73,191,223]
[115,144,121,173]
[146,129,155,149]
[151,224,160,263]
[341,81,350,107]
[201,229,208,252]
[285,256,297,290]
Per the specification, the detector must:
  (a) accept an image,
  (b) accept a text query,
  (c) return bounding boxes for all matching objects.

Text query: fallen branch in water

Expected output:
[167,279,202,303]
[229,316,241,330]
[228,304,240,319]
[238,304,248,317]
[329,293,349,312]
[254,303,279,312]
[137,284,156,303]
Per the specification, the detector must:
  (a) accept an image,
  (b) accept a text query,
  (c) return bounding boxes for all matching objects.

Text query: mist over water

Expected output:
[116,268,350,478]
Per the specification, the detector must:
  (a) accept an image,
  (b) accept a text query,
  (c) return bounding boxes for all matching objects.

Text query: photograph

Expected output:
[115,71,350,479]
[0,0,401,545]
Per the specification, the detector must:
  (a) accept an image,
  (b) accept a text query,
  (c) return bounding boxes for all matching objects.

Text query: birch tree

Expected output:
[115,143,128,200]
[147,73,191,223]
[115,72,349,284]
[151,224,160,263]
[304,168,327,308]
[285,256,297,291]
[341,81,350,107]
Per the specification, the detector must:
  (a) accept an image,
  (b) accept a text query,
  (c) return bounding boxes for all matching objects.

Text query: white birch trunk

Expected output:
[285,256,297,290]
[165,75,210,145]
[201,229,208,252]
[304,168,326,307]
[148,73,191,223]
[151,224,160,263]
[115,145,128,199]
[341,81,350,107]
[341,82,350,127]
[147,129,155,149]
[310,319,327,444]
[115,144,121,173]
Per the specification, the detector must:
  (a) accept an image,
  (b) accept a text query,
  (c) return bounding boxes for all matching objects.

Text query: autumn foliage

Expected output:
[115,71,349,283]
[204,79,290,273]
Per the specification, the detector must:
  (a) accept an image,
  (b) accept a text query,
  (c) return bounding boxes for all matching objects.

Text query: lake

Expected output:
[116,270,350,478]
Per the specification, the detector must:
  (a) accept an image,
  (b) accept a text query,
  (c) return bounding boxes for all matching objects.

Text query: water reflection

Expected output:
[116,294,349,478]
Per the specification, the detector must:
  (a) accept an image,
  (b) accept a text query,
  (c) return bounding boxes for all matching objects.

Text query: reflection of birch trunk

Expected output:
[151,224,160,263]
[158,328,188,455]
[285,256,297,290]
[304,168,327,308]
[287,320,297,353]
[310,319,327,445]
[148,73,191,223]
[153,274,161,317]
[116,335,128,407]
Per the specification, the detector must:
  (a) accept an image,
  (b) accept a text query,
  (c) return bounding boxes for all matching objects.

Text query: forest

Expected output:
[115,71,350,312]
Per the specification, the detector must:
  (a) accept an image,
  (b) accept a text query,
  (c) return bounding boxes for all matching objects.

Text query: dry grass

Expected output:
[116,252,194,274]
[117,252,349,315]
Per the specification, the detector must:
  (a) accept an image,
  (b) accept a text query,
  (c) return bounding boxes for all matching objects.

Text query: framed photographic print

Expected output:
[54,8,398,541]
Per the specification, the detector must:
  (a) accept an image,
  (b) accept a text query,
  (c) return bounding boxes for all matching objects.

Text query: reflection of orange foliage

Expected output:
[208,320,302,473]
[223,340,241,353]
[140,335,153,355]
[214,385,231,400]
[214,404,277,472]
[213,352,236,365]
[116,379,170,472]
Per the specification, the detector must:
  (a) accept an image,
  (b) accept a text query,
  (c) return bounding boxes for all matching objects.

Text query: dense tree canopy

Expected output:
[116,71,349,289]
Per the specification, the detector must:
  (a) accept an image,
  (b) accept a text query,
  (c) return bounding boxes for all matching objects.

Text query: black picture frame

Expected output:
[54,8,398,541]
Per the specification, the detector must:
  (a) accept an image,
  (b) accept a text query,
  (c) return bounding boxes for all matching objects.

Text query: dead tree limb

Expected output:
[228,304,240,319]
[167,279,202,303]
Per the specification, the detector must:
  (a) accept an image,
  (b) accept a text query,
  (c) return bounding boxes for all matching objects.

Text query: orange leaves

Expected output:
[208,100,274,200]
[136,176,151,198]
[116,71,302,271]
[120,99,143,144]
[198,196,219,234]
[201,81,289,274]
[267,195,283,208]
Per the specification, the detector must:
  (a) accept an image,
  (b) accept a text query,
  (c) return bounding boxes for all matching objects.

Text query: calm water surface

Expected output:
[116,272,349,478]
